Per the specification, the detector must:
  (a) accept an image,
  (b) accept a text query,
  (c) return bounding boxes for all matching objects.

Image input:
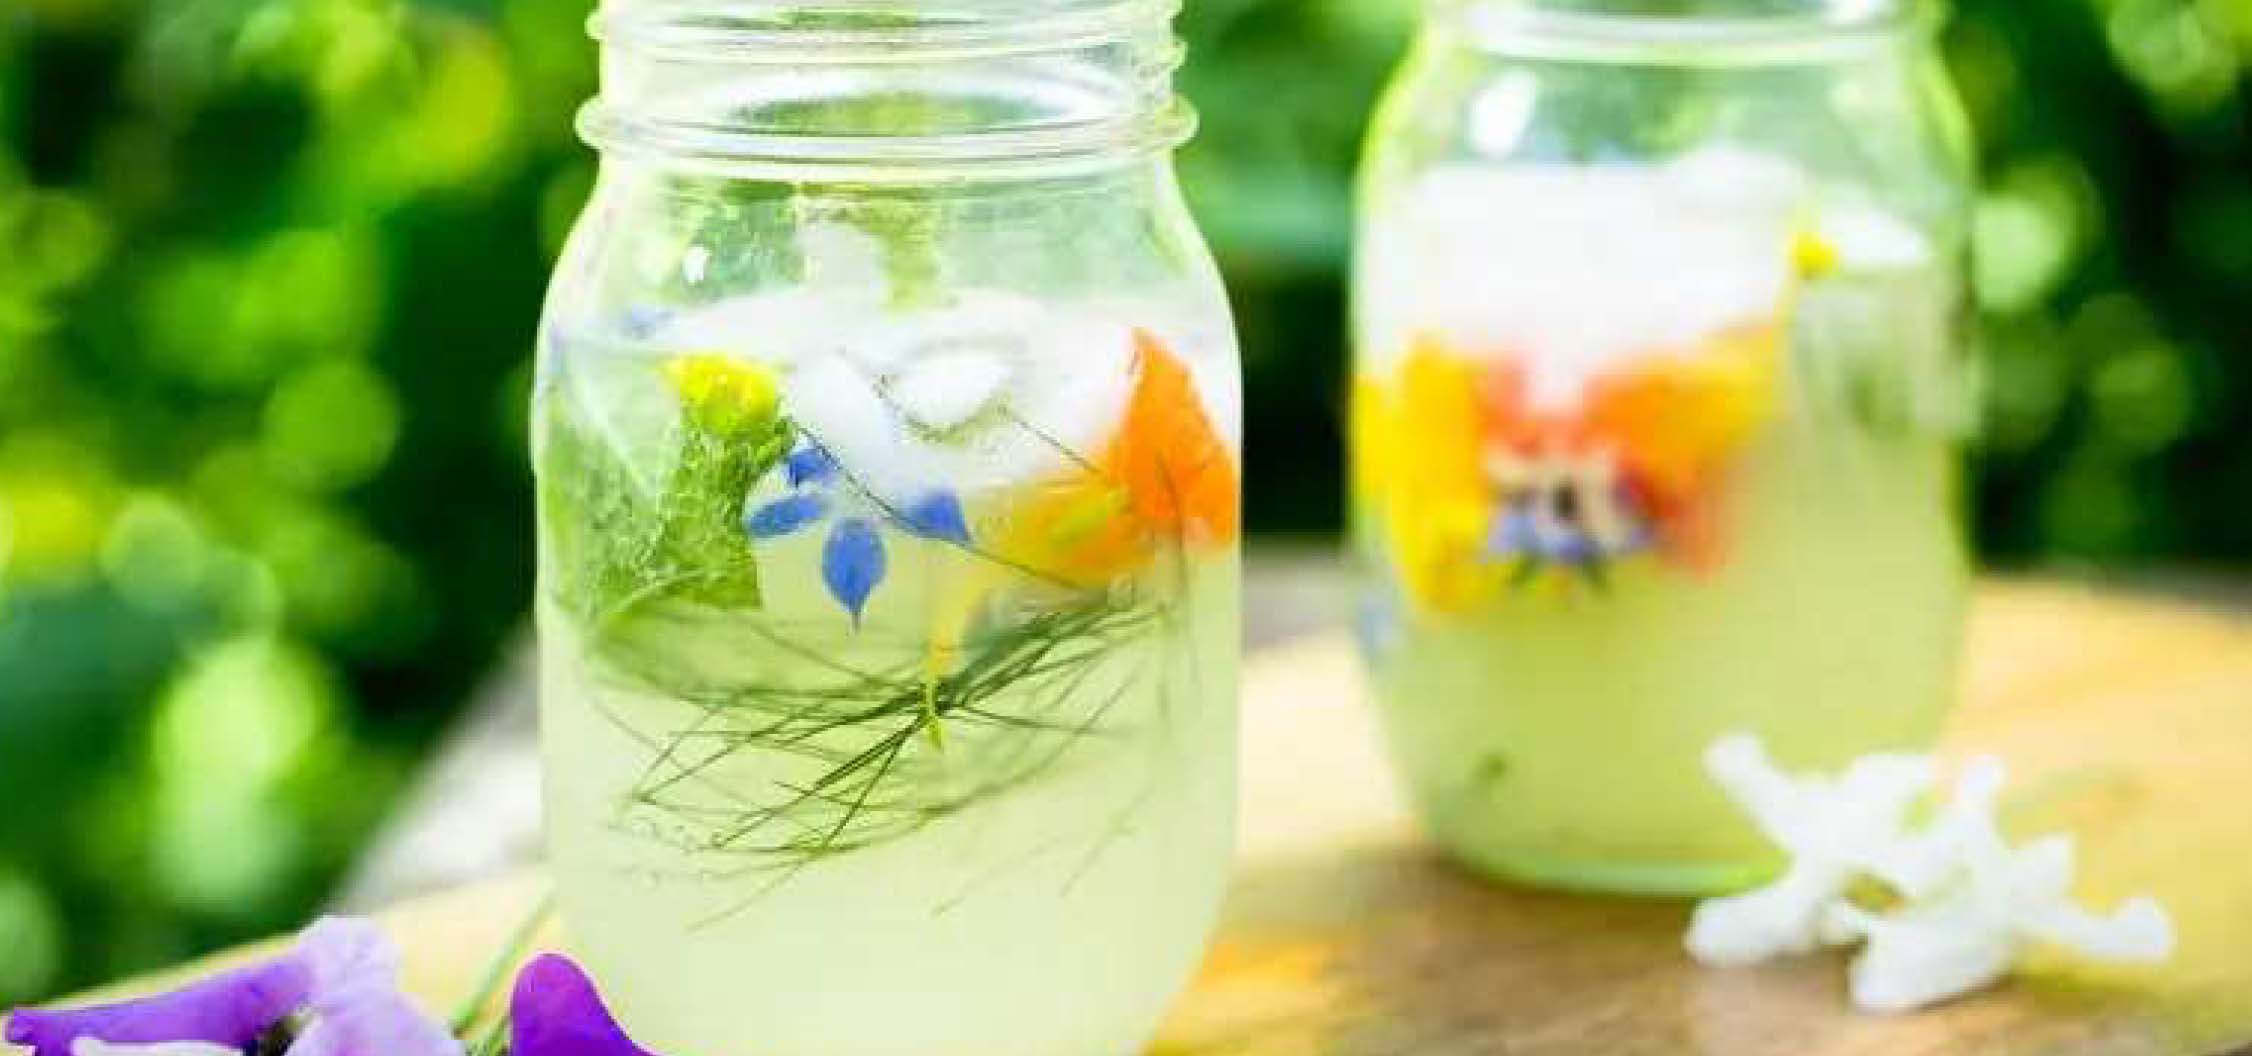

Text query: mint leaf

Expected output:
[538,372,789,638]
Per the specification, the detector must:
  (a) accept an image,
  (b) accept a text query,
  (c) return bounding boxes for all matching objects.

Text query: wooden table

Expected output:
[47,580,2252,1054]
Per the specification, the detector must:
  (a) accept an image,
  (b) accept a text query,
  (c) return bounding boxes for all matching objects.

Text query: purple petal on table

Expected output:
[296,918,399,994]
[896,491,972,545]
[5,957,312,1056]
[743,491,830,539]
[287,988,460,1056]
[509,955,660,1056]
[286,917,462,1056]
[784,444,839,488]
[822,517,887,624]
[72,1040,243,1055]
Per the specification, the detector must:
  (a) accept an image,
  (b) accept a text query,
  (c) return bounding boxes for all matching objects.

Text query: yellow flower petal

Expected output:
[664,352,781,437]
[1354,339,1499,615]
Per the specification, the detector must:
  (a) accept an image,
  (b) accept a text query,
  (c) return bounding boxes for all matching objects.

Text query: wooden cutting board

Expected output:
[40,580,2252,1055]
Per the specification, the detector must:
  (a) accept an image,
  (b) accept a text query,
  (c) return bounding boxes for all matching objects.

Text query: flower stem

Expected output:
[449,892,556,1036]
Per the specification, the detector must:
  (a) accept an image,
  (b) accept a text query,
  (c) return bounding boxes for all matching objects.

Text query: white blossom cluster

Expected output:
[1687,734,2175,1012]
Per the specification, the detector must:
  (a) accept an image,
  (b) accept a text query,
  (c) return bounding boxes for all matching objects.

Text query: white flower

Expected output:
[71,1040,242,1056]
[1822,892,2017,1015]
[1830,770,2174,1013]
[1685,734,1933,966]
[1689,734,2176,1015]
[1862,755,2007,900]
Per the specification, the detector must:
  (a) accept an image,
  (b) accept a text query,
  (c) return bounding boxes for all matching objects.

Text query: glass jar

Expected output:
[1352,0,1973,895]
[532,3,1241,1053]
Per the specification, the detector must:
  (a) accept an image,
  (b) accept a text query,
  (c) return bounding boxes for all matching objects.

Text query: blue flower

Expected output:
[743,441,973,623]
[821,517,887,620]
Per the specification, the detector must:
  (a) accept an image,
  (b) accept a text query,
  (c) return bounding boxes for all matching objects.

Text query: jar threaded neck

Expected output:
[582,1,1193,178]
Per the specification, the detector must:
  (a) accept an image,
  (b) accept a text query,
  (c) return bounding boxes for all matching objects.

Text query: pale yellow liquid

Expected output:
[1362,417,1964,894]
[540,539,1239,1056]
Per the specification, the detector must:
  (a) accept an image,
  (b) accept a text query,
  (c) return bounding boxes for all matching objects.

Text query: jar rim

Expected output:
[592,0,1179,63]
[577,98,1197,181]
[584,0,1193,177]
[1442,0,1940,62]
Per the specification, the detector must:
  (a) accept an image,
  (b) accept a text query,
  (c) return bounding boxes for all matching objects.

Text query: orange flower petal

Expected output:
[1109,330,1240,545]
[991,330,1239,587]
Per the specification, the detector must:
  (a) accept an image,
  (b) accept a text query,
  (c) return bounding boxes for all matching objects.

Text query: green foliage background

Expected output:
[0,0,2247,1001]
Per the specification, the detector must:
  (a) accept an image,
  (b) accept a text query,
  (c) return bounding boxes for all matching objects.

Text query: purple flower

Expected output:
[73,1041,243,1055]
[508,955,659,1056]
[744,439,974,624]
[6,959,310,1056]
[287,919,461,1056]
[5,918,459,1056]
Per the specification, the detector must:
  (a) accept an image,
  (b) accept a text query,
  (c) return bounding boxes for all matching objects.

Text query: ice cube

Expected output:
[654,286,878,375]
[767,289,1137,503]
[1378,155,1803,402]
[888,347,1014,435]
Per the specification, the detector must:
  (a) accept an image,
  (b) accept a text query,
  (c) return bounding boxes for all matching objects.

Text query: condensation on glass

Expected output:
[533,3,1242,1053]
[1352,0,1974,895]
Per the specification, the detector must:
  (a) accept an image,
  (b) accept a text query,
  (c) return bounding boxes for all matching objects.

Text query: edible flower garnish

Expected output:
[1688,734,2176,1013]
[1350,341,1493,612]
[1480,317,1778,576]
[663,353,781,439]
[6,918,459,1056]
[1831,756,2173,1012]
[68,1043,240,1056]
[1483,447,1652,573]
[1686,735,1935,967]
[743,440,972,622]
[998,331,1238,587]
[509,954,660,1056]
[8,920,685,1056]
[1355,313,1780,607]
[288,919,462,1056]
[1107,330,1239,546]
[6,960,311,1056]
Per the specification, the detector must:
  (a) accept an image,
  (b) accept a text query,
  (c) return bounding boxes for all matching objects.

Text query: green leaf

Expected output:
[538,372,791,637]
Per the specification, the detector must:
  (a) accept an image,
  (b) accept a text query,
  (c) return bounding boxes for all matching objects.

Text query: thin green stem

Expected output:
[448,892,555,1036]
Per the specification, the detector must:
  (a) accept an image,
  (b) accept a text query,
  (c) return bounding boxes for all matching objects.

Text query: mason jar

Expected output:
[1351,0,1973,895]
[532,3,1242,1052]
